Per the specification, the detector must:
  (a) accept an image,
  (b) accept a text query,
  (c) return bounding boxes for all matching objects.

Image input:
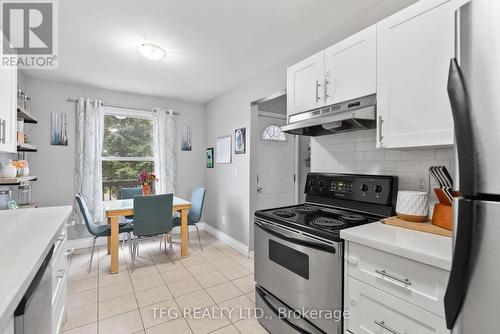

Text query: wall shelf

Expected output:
[17,143,38,152]
[0,175,37,185]
[17,108,38,124]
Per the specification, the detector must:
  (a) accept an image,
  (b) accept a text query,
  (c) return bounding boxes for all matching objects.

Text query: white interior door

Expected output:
[256,116,295,210]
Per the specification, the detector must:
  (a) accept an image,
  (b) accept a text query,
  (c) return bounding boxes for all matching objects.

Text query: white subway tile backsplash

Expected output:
[436,148,454,160]
[364,151,385,161]
[406,149,436,161]
[355,141,377,152]
[395,160,422,172]
[384,150,408,160]
[347,152,365,161]
[310,131,454,192]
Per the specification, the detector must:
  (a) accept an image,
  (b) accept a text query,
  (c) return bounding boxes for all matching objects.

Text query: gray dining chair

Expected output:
[130,194,174,271]
[75,193,133,272]
[172,187,206,251]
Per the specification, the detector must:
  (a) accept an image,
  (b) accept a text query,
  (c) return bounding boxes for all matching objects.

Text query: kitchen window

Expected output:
[101,108,155,200]
[262,125,286,141]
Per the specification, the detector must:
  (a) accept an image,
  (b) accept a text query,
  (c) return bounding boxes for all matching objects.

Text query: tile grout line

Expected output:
[67,234,259,334]
[158,245,197,334]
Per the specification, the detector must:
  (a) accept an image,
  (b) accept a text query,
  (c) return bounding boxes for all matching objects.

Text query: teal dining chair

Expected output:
[75,193,133,272]
[120,187,142,200]
[120,187,142,220]
[172,187,206,251]
[130,194,174,271]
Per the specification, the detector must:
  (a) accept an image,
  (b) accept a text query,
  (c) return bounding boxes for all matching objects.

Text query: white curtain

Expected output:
[71,98,105,224]
[153,108,177,194]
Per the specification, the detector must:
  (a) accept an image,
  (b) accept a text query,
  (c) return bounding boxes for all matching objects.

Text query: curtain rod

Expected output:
[66,98,180,115]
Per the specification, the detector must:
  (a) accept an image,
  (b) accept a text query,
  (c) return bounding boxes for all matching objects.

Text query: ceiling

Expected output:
[25,0,413,103]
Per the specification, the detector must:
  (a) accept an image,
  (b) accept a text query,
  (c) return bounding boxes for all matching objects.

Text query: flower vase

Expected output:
[142,183,151,195]
[19,167,29,176]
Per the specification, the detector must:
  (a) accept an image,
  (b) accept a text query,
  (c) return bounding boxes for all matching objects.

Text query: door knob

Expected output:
[257,187,263,193]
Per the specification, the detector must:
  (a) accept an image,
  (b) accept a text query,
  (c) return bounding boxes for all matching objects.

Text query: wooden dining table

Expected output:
[103,196,192,274]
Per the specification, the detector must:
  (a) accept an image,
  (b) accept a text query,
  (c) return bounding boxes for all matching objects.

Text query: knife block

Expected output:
[431,188,453,231]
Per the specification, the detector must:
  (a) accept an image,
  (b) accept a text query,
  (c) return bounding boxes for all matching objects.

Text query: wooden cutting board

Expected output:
[382,216,452,237]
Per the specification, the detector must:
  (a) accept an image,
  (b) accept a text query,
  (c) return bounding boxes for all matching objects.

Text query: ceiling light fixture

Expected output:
[136,43,166,61]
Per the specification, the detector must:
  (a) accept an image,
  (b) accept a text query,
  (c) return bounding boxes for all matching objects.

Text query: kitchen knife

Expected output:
[443,186,454,203]
[429,166,445,188]
[440,166,454,188]
[436,166,452,188]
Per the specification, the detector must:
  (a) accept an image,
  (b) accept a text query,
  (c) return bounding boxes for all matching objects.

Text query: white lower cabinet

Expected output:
[346,277,448,334]
[51,224,69,333]
[344,242,450,334]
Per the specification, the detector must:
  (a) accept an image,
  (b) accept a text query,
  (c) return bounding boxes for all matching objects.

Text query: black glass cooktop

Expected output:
[257,204,379,241]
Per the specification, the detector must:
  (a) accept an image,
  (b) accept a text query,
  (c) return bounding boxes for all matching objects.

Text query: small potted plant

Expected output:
[137,170,157,195]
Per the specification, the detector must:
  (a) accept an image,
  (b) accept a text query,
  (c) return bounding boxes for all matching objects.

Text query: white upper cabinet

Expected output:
[287,51,325,116]
[0,65,17,153]
[287,25,376,118]
[324,24,376,105]
[376,0,456,148]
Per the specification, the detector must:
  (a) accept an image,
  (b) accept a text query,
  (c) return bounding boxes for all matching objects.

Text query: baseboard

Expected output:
[198,222,251,258]
[68,223,253,258]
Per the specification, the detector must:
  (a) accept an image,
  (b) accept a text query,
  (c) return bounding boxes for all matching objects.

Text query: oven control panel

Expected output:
[305,173,397,206]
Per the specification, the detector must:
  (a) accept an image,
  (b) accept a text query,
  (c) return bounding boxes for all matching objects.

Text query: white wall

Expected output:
[203,0,418,248]
[204,69,285,246]
[18,74,206,208]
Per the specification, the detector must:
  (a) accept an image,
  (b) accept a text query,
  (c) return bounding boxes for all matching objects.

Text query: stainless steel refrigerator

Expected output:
[445,0,500,332]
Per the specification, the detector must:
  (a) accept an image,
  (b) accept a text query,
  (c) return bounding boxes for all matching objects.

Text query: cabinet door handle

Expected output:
[0,119,5,144]
[324,76,330,101]
[377,115,383,146]
[375,269,412,286]
[374,320,402,334]
[315,80,321,103]
[346,255,358,265]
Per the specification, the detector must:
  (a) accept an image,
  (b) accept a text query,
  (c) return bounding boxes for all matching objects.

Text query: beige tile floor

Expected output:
[63,230,268,334]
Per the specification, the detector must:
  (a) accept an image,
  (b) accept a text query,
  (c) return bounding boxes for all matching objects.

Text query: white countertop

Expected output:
[340,222,453,271]
[0,206,72,330]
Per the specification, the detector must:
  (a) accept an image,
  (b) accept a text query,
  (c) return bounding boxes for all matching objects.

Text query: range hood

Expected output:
[281,94,376,136]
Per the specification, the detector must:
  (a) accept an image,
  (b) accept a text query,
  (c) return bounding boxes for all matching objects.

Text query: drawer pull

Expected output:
[375,269,412,286]
[374,320,402,334]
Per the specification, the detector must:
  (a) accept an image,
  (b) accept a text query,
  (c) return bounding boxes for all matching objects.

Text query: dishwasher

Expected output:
[14,246,53,334]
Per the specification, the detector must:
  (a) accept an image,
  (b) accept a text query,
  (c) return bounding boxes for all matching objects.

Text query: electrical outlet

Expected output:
[222,215,226,225]
[416,172,429,192]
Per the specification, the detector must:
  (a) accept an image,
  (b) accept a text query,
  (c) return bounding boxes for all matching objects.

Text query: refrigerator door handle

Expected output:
[444,199,475,329]
[447,58,476,197]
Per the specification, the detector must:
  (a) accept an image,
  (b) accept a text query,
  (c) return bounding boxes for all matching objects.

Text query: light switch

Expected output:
[234,168,238,176]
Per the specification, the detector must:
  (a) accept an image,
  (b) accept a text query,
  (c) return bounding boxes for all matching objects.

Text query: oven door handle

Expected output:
[255,286,325,334]
[255,220,336,253]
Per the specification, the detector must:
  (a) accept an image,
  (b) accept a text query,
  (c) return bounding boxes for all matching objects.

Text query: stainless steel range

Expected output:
[254,173,398,334]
